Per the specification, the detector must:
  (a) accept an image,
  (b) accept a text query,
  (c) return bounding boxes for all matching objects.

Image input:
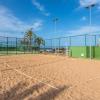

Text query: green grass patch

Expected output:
[0,50,39,56]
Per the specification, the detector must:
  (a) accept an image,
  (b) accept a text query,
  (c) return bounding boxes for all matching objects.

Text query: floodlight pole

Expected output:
[53,18,59,54]
[54,19,57,35]
[89,5,92,59]
[85,4,95,59]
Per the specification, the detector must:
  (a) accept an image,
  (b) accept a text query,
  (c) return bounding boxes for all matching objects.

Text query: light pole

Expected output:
[53,18,59,54]
[53,18,58,34]
[80,0,96,59]
[86,4,95,59]
[89,5,92,59]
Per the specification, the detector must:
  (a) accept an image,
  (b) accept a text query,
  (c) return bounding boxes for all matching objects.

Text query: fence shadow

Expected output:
[0,81,69,100]
[0,82,44,100]
[29,85,69,100]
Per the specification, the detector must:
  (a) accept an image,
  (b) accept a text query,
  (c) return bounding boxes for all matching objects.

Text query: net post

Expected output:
[69,36,71,57]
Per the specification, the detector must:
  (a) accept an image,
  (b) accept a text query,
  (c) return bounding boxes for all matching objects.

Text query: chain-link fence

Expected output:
[0,36,39,55]
[0,34,100,56]
[41,34,100,56]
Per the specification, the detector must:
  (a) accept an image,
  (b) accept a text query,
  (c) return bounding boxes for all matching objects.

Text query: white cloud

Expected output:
[80,0,100,7]
[0,6,43,37]
[32,0,50,16]
[68,26,100,35]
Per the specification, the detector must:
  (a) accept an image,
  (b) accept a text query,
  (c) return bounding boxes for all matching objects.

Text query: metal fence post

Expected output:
[69,36,71,57]
[7,37,8,55]
[51,39,52,50]
[44,40,46,53]
[85,34,87,46]
[95,35,96,46]
[16,38,17,55]
[69,36,71,47]
[24,44,26,54]
[59,38,60,53]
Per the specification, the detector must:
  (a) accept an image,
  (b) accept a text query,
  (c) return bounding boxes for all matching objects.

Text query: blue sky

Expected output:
[0,0,100,39]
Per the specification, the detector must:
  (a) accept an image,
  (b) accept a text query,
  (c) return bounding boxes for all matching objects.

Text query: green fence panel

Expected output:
[87,46,94,59]
[94,46,100,59]
[69,46,87,58]
[69,46,100,59]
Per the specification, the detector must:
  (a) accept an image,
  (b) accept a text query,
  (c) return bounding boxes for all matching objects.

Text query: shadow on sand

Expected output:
[31,85,68,100]
[0,81,69,100]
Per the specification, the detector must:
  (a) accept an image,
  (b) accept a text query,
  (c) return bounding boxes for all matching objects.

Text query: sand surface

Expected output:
[0,54,100,100]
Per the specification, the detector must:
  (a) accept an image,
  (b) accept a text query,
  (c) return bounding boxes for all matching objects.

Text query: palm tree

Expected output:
[25,28,36,47]
[25,28,37,51]
[21,29,45,53]
[34,37,45,51]
[20,28,37,52]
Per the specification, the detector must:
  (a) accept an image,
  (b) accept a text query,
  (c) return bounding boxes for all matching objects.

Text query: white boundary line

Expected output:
[87,76,100,82]
[4,62,100,91]
[5,63,59,90]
